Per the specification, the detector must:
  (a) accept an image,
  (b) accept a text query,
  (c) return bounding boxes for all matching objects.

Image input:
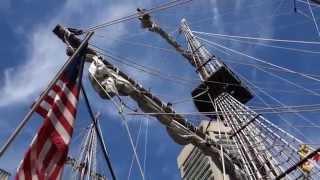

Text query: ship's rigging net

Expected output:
[66,123,106,180]
[215,92,320,179]
[9,0,320,179]
[61,0,320,178]
[87,36,320,179]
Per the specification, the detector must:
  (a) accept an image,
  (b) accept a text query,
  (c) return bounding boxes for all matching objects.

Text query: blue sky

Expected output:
[1,0,320,179]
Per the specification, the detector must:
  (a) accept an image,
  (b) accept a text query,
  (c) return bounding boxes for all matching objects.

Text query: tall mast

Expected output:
[137,11,320,179]
[53,25,246,179]
[180,18,222,80]
[137,9,252,117]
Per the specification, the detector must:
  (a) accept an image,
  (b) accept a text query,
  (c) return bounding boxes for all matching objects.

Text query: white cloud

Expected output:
[0,28,65,106]
[0,0,144,107]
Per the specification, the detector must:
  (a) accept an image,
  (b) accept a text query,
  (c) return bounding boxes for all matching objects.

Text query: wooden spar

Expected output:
[53,25,247,178]
[53,24,204,140]
[137,9,195,66]
[0,31,94,158]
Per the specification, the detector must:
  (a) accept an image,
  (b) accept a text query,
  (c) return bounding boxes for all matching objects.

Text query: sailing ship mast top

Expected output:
[137,9,253,116]
[52,24,249,179]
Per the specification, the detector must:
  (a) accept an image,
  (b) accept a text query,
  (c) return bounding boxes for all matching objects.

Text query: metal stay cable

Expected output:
[124,106,320,116]
[81,85,118,180]
[298,0,320,7]
[90,45,197,87]
[93,29,320,81]
[188,101,320,113]
[127,118,143,180]
[255,65,320,96]
[90,73,146,180]
[143,117,149,176]
[86,0,193,31]
[235,70,313,144]
[93,37,175,54]
[91,43,320,98]
[203,33,320,54]
[306,0,320,37]
[91,45,259,91]
[226,96,320,179]
[192,31,320,45]
[222,57,320,79]
[196,36,320,83]
[221,95,300,178]
[91,44,320,94]
[210,95,226,179]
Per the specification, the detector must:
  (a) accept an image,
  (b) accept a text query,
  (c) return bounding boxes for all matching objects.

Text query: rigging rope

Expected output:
[94,37,180,55]
[203,33,320,54]
[90,46,320,116]
[81,86,118,180]
[219,93,313,178]
[196,35,320,83]
[90,45,247,88]
[298,0,320,7]
[94,50,320,98]
[91,39,320,90]
[306,0,320,36]
[192,31,320,45]
[211,95,227,179]
[235,70,313,144]
[256,65,320,96]
[223,58,320,80]
[86,0,193,31]
[90,73,146,180]
[125,108,320,116]
[91,44,320,95]
[143,118,149,175]
[127,118,143,180]
[297,8,314,21]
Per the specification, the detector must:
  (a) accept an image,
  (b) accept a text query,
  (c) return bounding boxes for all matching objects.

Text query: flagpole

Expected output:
[0,31,94,158]
[81,85,117,180]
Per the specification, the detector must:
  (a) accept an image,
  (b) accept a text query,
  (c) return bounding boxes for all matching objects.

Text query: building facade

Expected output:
[177,120,240,180]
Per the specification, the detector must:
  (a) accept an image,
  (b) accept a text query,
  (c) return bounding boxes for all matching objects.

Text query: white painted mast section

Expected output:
[180,18,222,80]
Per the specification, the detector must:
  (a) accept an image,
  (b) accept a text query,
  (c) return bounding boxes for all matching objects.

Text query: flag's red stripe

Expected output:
[67,82,80,98]
[17,63,81,180]
[43,95,54,106]
[52,84,77,116]
[59,75,80,102]
[35,120,54,156]
[36,106,49,118]
[50,99,73,136]
[41,145,56,173]
[49,152,68,179]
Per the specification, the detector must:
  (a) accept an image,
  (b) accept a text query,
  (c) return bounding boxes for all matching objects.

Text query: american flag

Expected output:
[16,58,83,180]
